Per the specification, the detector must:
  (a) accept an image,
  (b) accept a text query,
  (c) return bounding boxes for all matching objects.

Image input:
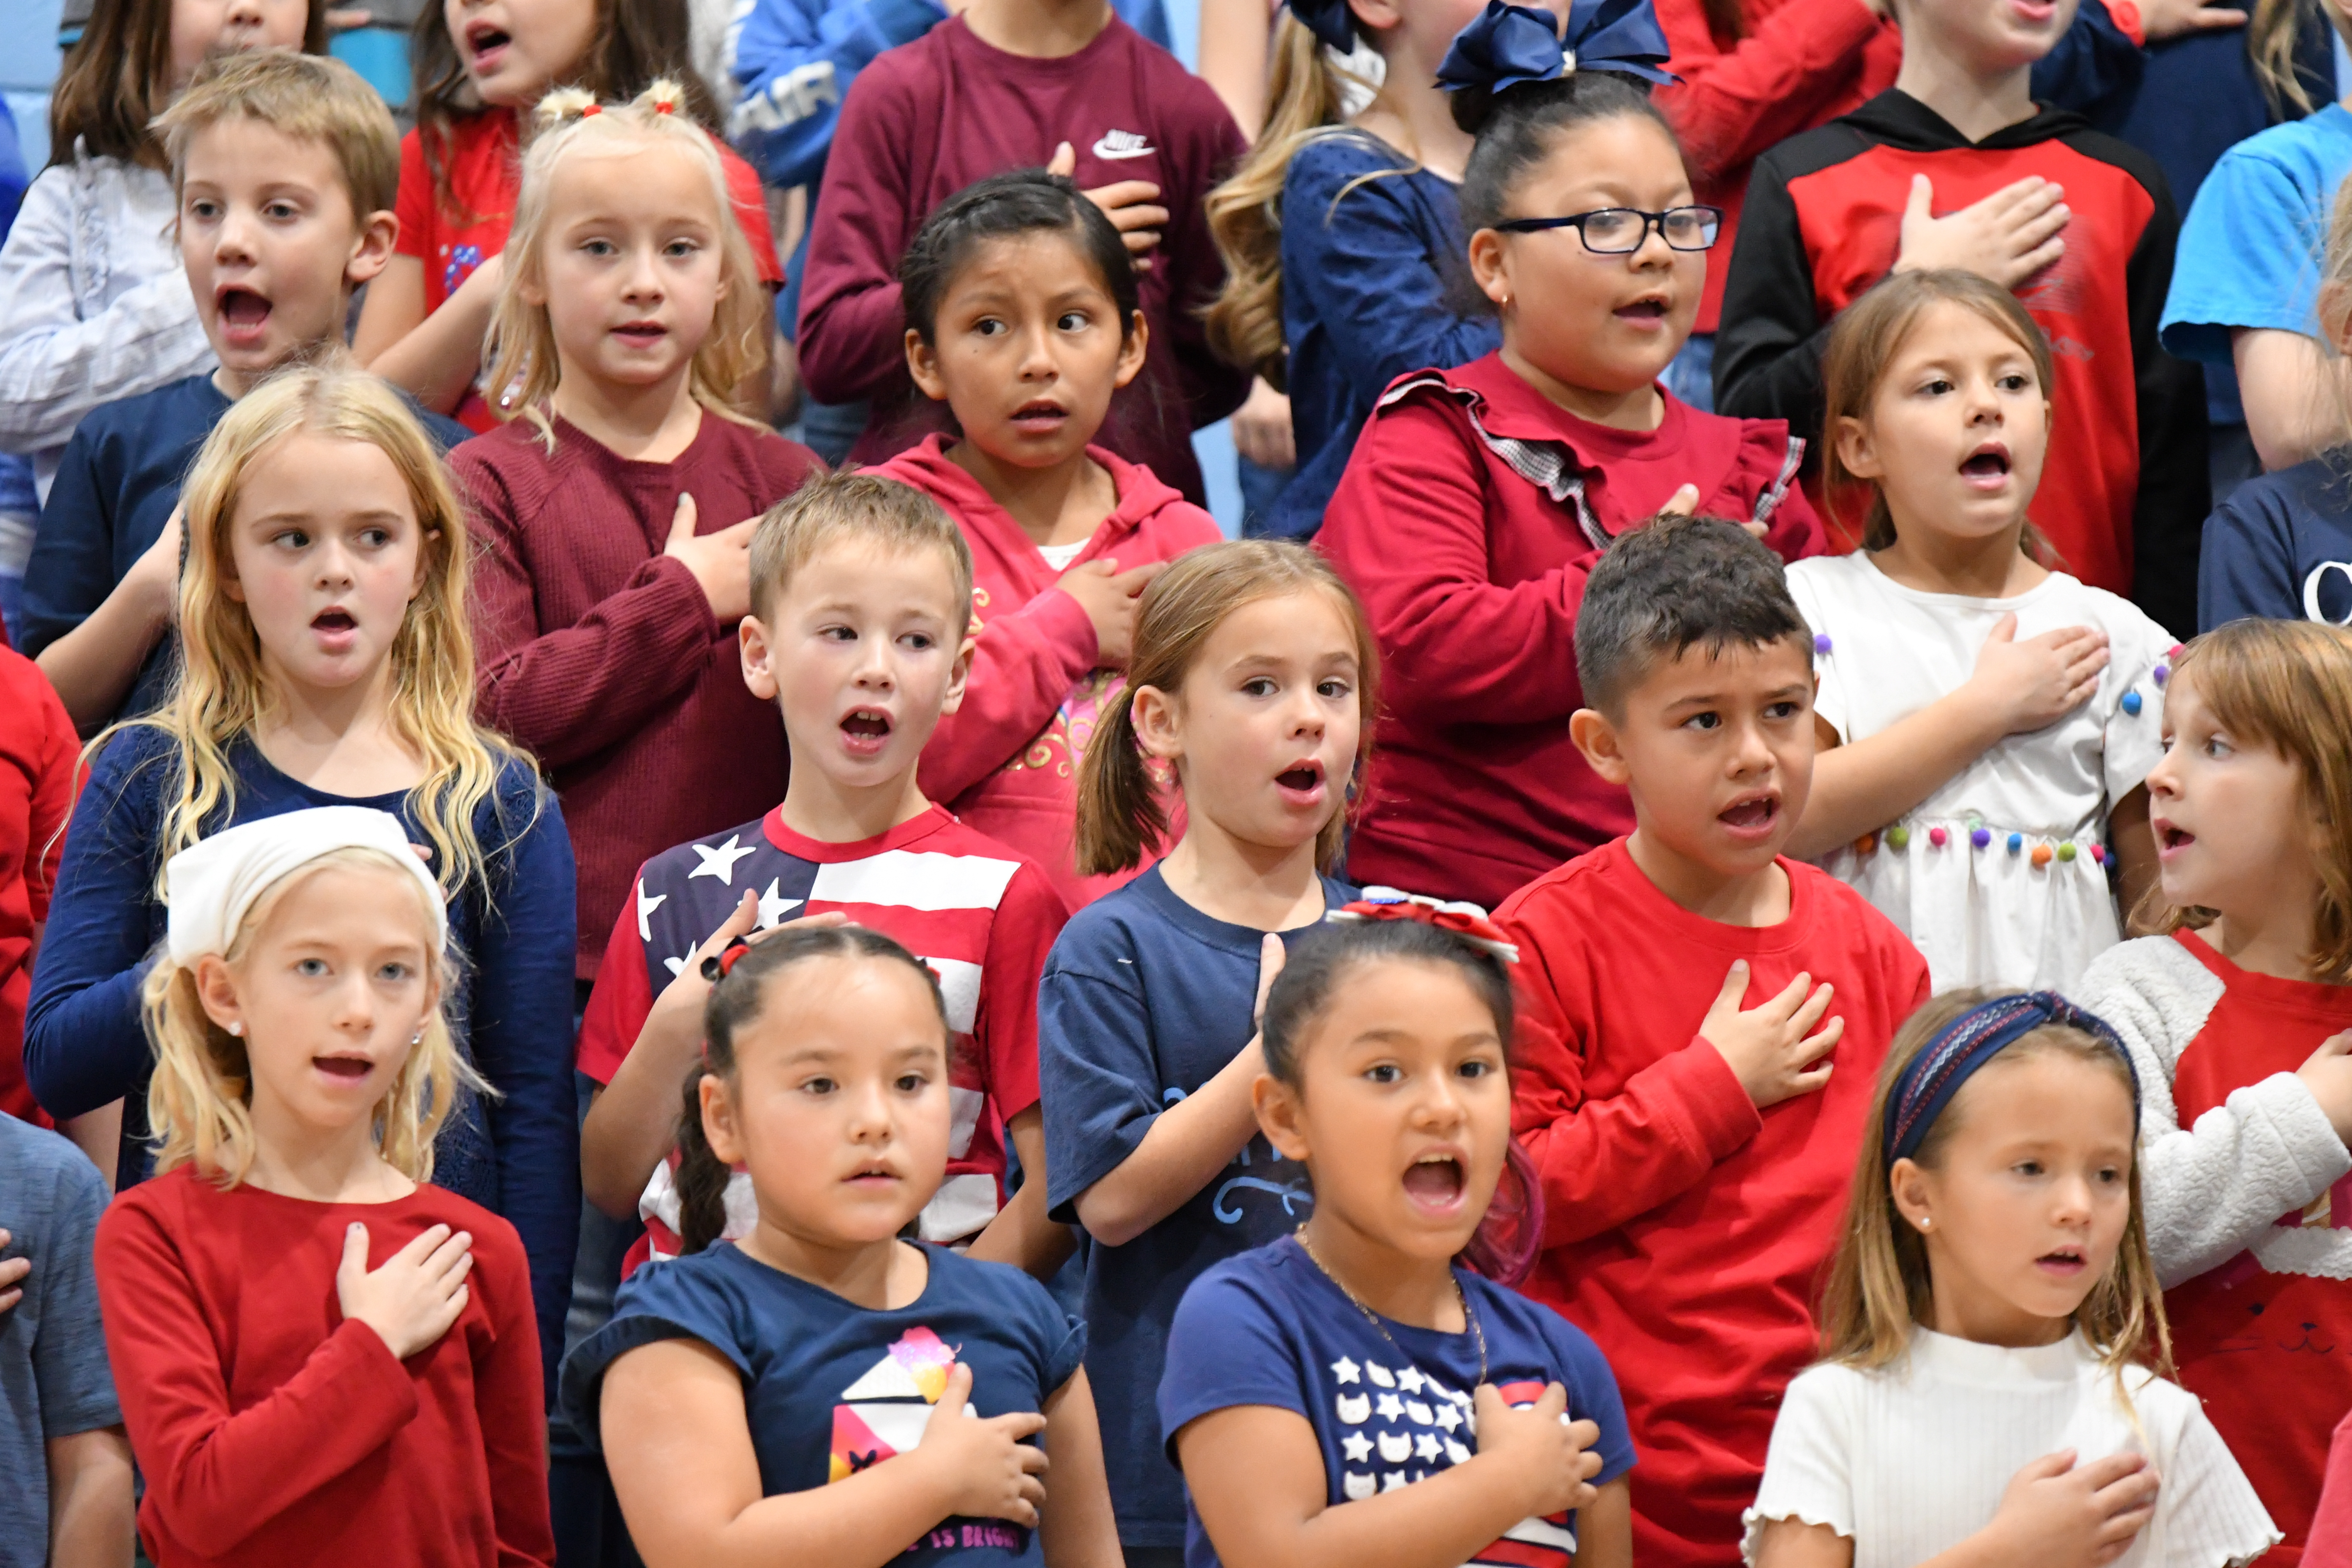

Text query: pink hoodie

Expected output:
[877,435,1222,909]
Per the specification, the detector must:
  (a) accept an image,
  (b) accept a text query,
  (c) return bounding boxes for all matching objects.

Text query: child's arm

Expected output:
[45,1427,134,1568]
[917,572,1123,807]
[730,0,948,192]
[958,866,1078,1278]
[964,1108,1079,1280]
[2123,181,2211,640]
[1785,612,2112,860]
[602,1349,1048,1568]
[1653,0,1886,186]
[473,1226,558,1568]
[1755,1453,2159,1568]
[23,444,178,732]
[352,252,506,416]
[795,69,924,406]
[1036,1367,1122,1568]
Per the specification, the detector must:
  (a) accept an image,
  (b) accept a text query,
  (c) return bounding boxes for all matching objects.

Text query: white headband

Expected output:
[164,806,447,966]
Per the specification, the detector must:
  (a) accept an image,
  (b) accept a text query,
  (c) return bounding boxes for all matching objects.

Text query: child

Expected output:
[1743,988,2279,1568]
[94,807,553,1566]
[562,923,1122,1568]
[1200,0,1513,539]
[355,0,782,430]
[457,80,822,987]
[0,1111,134,1565]
[0,643,76,1126]
[1785,269,2172,991]
[2198,176,2352,631]
[1490,517,1931,1567]
[878,169,1220,907]
[0,0,319,503]
[26,367,581,1388]
[1161,916,1638,1568]
[1039,539,1380,1559]
[574,472,1071,1280]
[794,0,1252,505]
[2073,617,2352,1558]
[21,49,470,733]
[1316,10,1826,912]
[1713,0,2209,639]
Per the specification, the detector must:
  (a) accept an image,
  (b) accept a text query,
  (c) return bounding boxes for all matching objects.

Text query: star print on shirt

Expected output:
[1397,1368,1425,1394]
[1342,1432,1373,1464]
[1375,1393,1405,1422]
[690,834,758,885]
[1434,1403,1463,1433]
[757,877,803,929]
[1415,1432,1442,1462]
[1331,1357,1361,1385]
[637,882,666,942]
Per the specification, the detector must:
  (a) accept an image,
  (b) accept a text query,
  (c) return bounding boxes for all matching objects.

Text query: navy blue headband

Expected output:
[1883,992,2140,1166]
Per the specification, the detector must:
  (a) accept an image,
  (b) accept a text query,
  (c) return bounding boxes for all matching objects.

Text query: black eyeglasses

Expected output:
[1491,205,1723,254]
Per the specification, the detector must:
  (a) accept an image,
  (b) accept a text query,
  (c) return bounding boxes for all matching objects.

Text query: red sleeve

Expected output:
[794,62,920,404]
[24,671,79,921]
[458,449,724,770]
[93,1196,422,1560]
[1737,426,1829,565]
[1652,0,1889,184]
[972,863,1069,1123]
[1318,395,1592,727]
[2308,1410,2352,1568]
[717,143,785,285]
[919,588,1099,806]
[1498,897,1764,1247]
[473,1227,556,1568]
[395,129,433,261]
[576,882,656,1084]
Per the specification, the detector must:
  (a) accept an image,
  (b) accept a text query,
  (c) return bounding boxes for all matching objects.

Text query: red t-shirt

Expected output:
[93,1168,553,1568]
[0,649,76,1125]
[394,112,785,431]
[2164,930,2352,1565]
[1494,838,1930,1568]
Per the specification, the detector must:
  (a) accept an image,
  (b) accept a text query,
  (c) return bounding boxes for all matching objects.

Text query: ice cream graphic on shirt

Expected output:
[828,1326,969,1483]
[1329,1356,1579,1567]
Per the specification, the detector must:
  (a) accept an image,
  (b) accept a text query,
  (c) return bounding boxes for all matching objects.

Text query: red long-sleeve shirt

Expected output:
[1652,0,1899,333]
[457,411,824,977]
[1495,840,1929,1568]
[1315,354,1825,910]
[877,435,1220,907]
[794,13,1250,504]
[93,1168,553,1568]
[0,646,76,1124]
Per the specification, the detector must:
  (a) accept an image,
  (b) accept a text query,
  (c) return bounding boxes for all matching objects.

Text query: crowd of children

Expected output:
[11,0,2352,1563]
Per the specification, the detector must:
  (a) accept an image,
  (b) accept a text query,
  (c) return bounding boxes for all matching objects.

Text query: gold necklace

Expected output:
[1294,1224,1488,1386]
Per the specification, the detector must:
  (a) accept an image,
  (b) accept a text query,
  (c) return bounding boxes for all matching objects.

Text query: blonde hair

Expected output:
[1818,989,2171,1384]
[749,471,972,623]
[2248,0,2350,114]
[155,49,400,218]
[99,365,527,901]
[144,845,482,1185]
[487,79,770,449]
[2308,176,2352,444]
[1076,540,1379,876]
[2145,620,2352,980]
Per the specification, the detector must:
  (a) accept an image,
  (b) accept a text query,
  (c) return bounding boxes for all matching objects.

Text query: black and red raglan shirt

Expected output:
[1713,90,2209,637]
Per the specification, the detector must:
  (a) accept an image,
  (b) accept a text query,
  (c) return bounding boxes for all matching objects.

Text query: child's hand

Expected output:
[915,1362,1051,1526]
[1893,174,2070,289]
[1700,960,1843,1109]
[664,493,759,624]
[646,890,852,1057]
[128,507,185,626]
[1254,932,1285,1030]
[1471,1382,1603,1519]
[1981,1449,2159,1568]
[2298,1031,2352,1144]
[1965,613,2110,736]
[1048,142,1169,271]
[1058,559,1166,668]
[335,1221,474,1361]
[2138,0,2247,39]
[1233,379,1297,471]
[0,1230,29,1314]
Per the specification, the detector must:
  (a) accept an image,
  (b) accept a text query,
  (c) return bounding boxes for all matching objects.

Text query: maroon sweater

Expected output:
[795,14,1250,504]
[458,411,823,977]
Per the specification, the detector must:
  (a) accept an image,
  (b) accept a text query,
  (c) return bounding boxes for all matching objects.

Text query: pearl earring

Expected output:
[226,1021,242,1037]
[1918,1217,1933,1231]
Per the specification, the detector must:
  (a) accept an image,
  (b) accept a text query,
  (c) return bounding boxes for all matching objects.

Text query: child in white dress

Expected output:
[1783,269,2173,992]
[1743,988,2277,1568]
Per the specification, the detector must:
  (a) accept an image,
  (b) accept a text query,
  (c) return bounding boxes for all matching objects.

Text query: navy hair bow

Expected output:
[1436,0,1675,95]
[1882,992,2140,1166]
[1286,0,1362,52]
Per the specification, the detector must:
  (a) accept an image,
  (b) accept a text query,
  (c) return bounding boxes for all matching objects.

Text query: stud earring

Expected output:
[226,1021,242,1037]
[1917,1216,1933,1231]
[411,1029,425,1045]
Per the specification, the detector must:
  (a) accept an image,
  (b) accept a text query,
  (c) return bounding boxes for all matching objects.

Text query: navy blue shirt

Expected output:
[1268,132,1499,542]
[2198,451,2352,628]
[24,726,579,1392]
[1039,865,1356,1546]
[1159,1236,1635,1568]
[20,373,472,722]
[562,1241,1085,1565]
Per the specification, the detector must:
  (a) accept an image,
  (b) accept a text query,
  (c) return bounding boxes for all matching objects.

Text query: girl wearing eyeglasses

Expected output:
[1315,0,1827,912]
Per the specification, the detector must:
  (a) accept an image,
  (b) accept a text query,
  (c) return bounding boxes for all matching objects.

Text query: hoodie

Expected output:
[877,434,1222,909]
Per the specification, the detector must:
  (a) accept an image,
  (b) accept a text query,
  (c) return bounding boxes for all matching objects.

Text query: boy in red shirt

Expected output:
[1493,517,1930,1568]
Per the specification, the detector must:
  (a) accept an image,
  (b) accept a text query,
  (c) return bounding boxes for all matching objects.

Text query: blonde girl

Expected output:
[1037,539,1381,1555]
[25,365,582,1391]
[1783,269,2172,994]
[2074,618,2352,1556]
[92,807,554,1567]
[1745,988,2277,1568]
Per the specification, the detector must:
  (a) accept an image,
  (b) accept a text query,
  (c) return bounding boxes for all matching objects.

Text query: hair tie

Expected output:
[580,103,602,117]
[1327,887,1520,963]
[653,100,675,114]
[700,936,752,983]
[1883,992,2139,1166]
[1436,0,1675,96]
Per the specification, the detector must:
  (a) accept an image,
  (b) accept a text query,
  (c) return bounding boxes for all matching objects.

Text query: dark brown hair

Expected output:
[48,0,329,170]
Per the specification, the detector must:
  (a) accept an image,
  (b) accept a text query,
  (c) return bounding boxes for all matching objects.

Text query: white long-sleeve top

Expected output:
[0,149,215,499]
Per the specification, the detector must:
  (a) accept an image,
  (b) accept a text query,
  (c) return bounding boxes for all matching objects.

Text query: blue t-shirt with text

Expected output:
[2199,451,2352,628]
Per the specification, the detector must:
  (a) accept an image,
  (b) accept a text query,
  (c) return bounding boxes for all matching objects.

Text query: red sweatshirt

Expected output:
[1494,840,1929,1568]
[877,435,1220,907]
[0,648,76,1125]
[458,411,824,977]
[93,1168,553,1568]
[2310,1410,2352,1568]
[795,14,1250,504]
[1316,354,1825,911]
[1652,0,1899,333]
